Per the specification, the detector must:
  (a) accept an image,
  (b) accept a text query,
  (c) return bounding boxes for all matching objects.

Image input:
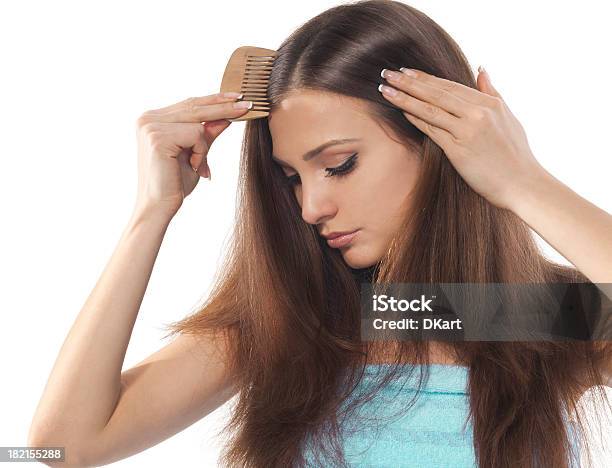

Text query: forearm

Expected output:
[29,209,173,446]
[510,168,612,283]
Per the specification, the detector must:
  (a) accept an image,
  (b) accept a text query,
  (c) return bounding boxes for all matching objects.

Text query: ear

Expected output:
[477,66,503,100]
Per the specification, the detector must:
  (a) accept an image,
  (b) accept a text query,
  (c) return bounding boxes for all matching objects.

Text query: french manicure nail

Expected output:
[381,69,402,81]
[222,91,243,99]
[399,67,417,77]
[233,100,253,109]
[378,84,398,96]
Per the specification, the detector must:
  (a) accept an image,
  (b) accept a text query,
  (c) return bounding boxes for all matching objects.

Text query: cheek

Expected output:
[362,156,419,224]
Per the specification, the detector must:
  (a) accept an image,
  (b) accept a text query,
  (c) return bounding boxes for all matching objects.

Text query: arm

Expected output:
[75,331,236,467]
[510,168,612,284]
[378,66,612,283]
[377,66,612,385]
[28,208,174,465]
[510,169,612,387]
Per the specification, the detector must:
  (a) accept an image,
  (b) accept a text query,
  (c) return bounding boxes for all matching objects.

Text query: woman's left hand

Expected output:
[379,66,547,212]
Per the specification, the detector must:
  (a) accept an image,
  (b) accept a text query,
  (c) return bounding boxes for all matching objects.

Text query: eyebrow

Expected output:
[272,138,362,166]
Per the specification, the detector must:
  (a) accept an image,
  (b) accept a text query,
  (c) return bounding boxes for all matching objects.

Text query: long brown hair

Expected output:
[163,1,612,466]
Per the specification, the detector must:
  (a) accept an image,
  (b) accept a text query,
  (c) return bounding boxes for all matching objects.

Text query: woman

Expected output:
[29,1,611,467]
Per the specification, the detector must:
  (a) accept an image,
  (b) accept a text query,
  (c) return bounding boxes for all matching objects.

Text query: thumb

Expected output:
[477,65,503,99]
[203,119,231,146]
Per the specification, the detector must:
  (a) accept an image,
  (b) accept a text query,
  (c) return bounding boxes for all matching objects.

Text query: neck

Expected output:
[350,264,378,284]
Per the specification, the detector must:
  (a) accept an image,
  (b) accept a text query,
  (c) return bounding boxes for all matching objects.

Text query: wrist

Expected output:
[128,204,176,232]
[506,165,558,217]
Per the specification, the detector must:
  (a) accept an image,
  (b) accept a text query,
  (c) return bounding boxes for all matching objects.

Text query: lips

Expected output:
[325,230,359,248]
[322,230,358,240]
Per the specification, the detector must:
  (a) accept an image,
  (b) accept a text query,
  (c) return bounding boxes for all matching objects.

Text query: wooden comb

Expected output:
[220,46,278,122]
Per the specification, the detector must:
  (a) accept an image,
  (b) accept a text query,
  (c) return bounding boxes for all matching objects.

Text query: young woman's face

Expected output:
[268,89,421,269]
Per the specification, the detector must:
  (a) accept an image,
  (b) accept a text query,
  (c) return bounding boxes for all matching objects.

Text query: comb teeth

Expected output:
[220,46,279,121]
[240,55,275,110]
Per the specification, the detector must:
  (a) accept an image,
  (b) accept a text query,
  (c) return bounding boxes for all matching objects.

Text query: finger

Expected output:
[379,84,463,140]
[151,122,210,176]
[203,119,231,147]
[152,122,208,152]
[189,129,211,177]
[401,110,455,156]
[190,152,211,179]
[147,92,243,114]
[382,69,476,121]
[384,67,497,109]
[477,66,503,99]
[196,120,232,177]
[152,99,253,124]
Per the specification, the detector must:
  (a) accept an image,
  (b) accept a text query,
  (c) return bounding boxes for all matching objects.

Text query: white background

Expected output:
[1,1,610,466]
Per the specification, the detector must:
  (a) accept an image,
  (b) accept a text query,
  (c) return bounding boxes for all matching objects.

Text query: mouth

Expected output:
[325,230,360,248]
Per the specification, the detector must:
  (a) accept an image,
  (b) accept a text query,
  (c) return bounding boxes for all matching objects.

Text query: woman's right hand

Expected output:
[133,92,253,218]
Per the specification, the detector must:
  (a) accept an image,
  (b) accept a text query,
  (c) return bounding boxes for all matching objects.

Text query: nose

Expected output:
[297,181,337,226]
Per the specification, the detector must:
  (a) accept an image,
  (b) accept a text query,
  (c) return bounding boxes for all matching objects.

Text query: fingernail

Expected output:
[377,84,398,96]
[233,100,253,109]
[478,65,487,75]
[399,67,417,77]
[192,165,199,173]
[222,91,243,99]
[381,69,402,81]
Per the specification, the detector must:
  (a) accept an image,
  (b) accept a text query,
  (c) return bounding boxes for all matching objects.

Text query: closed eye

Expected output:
[285,153,359,186]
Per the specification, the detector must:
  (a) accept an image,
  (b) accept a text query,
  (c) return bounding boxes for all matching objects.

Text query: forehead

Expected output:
[268,89,378,157]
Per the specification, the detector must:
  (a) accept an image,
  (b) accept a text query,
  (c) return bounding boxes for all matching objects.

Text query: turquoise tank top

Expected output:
[303,363,582,467]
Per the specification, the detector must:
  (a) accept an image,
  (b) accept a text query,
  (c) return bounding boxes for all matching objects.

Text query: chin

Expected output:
[340,246,379,270]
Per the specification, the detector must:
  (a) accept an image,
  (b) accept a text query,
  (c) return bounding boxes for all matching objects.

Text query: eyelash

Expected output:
[285,153,359,186]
